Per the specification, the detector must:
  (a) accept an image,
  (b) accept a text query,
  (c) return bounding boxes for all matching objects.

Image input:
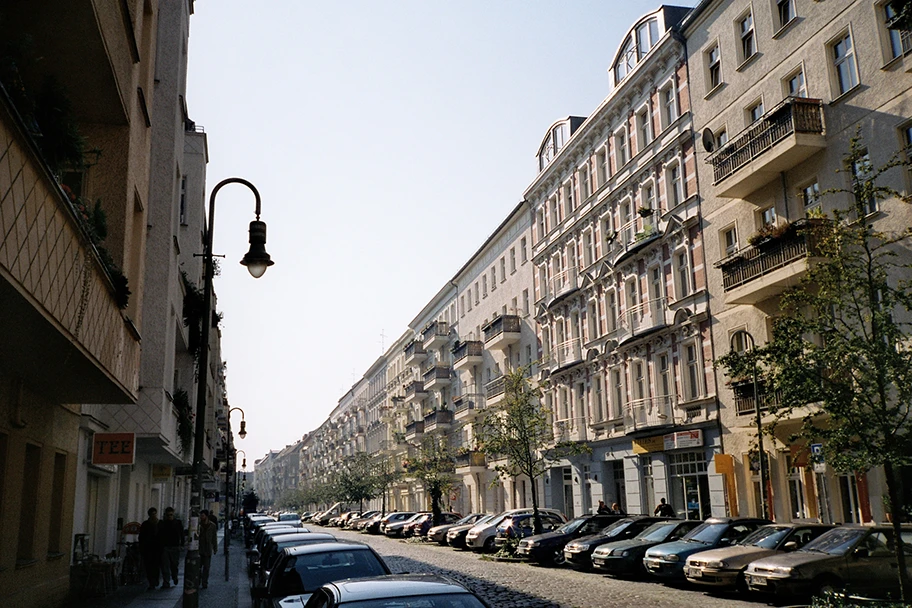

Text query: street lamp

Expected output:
[729,329,769,521]
[184,178,272,608]
[224,407,246,581]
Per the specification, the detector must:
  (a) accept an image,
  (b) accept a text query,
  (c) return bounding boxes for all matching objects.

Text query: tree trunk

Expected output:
[431,487,442,525]
[530,477,543,535]
[884,461,909,603]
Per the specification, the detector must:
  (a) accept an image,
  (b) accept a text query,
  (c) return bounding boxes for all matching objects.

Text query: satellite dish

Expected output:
[702,127,715,153]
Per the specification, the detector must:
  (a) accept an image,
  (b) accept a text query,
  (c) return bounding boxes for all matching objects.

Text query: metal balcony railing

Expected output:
[455,451,487,468]
[708,97,824,184]
[482,314,521,341]
[452,340,484,365]
[553,338,583,368]
[422,321,448,345]
[404,380,426,397]
[625,395,676,431]
[404,340,426,359]
[485,376,506,400]
[718,219,827,291]
[545,267,579,302]
[616,297,667,341]
[453,392,485,415]
[422,363,451,382]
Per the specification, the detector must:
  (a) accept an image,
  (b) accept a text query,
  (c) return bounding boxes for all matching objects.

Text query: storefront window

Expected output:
[669,451,710,520]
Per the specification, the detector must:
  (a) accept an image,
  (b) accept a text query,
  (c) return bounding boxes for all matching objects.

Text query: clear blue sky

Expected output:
[186,1,696,465]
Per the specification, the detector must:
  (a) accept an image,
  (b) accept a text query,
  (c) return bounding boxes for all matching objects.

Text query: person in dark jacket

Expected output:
[199,509,218,588]
[138,507,162,590]
[654,497,676,517]
[158,507,184,588]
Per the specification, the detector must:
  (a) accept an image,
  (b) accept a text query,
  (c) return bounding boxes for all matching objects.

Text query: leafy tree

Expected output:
[717,136,912,601]
[371,457,402,514]
[337,453,378,511]
[241,490,259,515]
[889,0,912,31]
[405,434,455,525]
[474,366,590,534]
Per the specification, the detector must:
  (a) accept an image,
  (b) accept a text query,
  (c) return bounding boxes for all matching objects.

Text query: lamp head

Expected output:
[240,220,274,278]
[238,420,247,439]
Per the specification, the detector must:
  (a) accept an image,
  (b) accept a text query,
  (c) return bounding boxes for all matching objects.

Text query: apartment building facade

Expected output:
[682,0,912,523]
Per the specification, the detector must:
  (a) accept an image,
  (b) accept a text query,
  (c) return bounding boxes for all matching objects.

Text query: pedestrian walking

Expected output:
[199,509,218,589]
[610,502,626,516]
[159,506,184,588]
[596,500,610,514]
[653,497,676,517]
[139,507,162,590]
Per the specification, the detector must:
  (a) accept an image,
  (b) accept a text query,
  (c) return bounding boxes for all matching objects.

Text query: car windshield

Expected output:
[470,514,496,527]
[452,514,480,525]
[599,520,633,537]
[637,522,683,542]
[341,593,488,608]
[281,550,388,594]
[683,523,729,545]
[558,517,590,534]
[739,526,792,549]
[801,528,868,556]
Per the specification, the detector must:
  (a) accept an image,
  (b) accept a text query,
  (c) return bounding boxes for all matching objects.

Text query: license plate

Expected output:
[686,567,702,578]
[748,575,766,586]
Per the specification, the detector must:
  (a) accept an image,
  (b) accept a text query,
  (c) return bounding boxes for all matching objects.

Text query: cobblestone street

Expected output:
[318,526,776,608]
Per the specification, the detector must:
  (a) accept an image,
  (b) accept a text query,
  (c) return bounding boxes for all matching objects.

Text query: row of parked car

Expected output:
[242,512,491,608]
[307,507,912,601]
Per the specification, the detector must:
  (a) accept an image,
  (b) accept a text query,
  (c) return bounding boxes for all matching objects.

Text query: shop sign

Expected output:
[714,453,734,475]
[92,432,135,465]
[152,464,173,481]
[664,429,703,450]
[632,434,665,454]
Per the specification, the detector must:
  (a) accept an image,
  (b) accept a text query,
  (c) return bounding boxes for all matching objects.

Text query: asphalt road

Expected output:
[313,524,779,608]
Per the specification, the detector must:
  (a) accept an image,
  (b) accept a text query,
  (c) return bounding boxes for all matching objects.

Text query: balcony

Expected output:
[453,392,486,420]
[483,314,522,351]
[403,380,427,404]
[452,340,484,371]
[422,321,449,351]
[544,268,579,305]
[624,395,676,433]
[404,420,425,441]
[454,450,487,471]
[423,409,453,433]
[0,91,140,404]
[612,217,660,262]
[404,340,427,365]
[717,219,827,305]
[422,363,452,391]
[552,338,583,370]
[484,376,507,407]
[708,97,825,198]
[732,380,780,416]
[616,297,669,344]
[554,419,588,443]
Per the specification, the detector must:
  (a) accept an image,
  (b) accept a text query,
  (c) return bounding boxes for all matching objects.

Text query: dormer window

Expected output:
[538,122,571,170]
[613,17,661,86]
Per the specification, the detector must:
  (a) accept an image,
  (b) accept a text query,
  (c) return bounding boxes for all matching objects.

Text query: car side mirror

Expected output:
[854,547,870,558]
[719,537,732,546]
[783,541,798,552]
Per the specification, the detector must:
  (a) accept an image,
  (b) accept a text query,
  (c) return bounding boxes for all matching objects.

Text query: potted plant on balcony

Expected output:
[747,221,793,248]
[637,206,654,217]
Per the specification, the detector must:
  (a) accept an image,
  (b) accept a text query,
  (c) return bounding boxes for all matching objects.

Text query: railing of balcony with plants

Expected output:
[405,420,425,436]
[422,320,448,344]
[404,340,426,358]
[483,314,521,341]
[453,392,485,415]
[624,395,675,431]
[484,376,506,399]
[708,97,824,184]
[422,363,451,381]
[616,297,667,342]
[424,409,453,427]
[455,450,487,468]
[452,340,484,365]
[548,267,579,301]
[733,383,781,416]
[718,219,828,291]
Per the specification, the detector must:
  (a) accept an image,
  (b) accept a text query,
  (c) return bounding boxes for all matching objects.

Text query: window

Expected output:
[597,149,609,186]
[851,149,877,215]
[48,452,67,554]
[520,237,528,264]
[615,36,637,84]
[747,99,765,124]
[582,231,594,267]
[785,68,807,98]
[675,249,691,299]
[715,128,729,150]
[800,181,820,215]
[903,123,912,184]
[662,85,678,127]
[615,128,629,167]
[550,196,560,228]
[637,106,652,151]
[738,12,756,63]
[474,282,479,305]
[579,163,591,200]
[641,183,656,214]
[536,209,546,241]
[18,444,40,562]
[657,353,671,398]
[508,249,515,275]
[706,44,722,90]
[760,206,777,227]
[832,32,859,96]
[491,267,497,290]
[482,275,488,297]
[460,295,465,316]
[563,180,575,215]
[610,368,625,419]
[885,3,912,60]
[722,225,738,257]
[522,289,530,315]
[683,342,703,400]
[179,175,188,225]
[667,163,683,207]
[775,0,795,30]
[594,375,605,421]
[606,290,618,334]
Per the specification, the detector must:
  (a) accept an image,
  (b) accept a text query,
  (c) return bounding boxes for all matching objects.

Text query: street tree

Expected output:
[889,0,912,30]
[337,452,378,511]
[717,136,912,601]
[405,434,455,525]
[371,456,402,515]
[475,366,590,534]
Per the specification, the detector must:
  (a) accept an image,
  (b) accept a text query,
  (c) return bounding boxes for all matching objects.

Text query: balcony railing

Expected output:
[553,338,583,368]
[424,409,453,428]
[452,340,484,367]
[483,314,521,341]
[625,395,676,431]
[485,376,506,400]
[718,219,827,291]
[422,363,451,380]
[404,340,427,361]
[708,97,824,185]
[405,420,425,437]
[422,321,449,349]
[404,380,426,398]
[455,451,487,468]
[616,297,668,342]
[453,392,486,415]
[733,383,781,416]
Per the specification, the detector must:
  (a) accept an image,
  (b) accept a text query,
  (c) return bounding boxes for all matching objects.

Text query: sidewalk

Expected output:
[70,529,253,608]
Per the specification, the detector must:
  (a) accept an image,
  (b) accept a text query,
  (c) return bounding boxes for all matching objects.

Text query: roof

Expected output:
[271,532,335,544]
[283,541,369,557]
[327,574,471,603]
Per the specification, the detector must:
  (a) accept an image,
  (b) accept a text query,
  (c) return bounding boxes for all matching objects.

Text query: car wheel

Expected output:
[813,575,842,597]
[483,537,495,552]
[551,550,566,566]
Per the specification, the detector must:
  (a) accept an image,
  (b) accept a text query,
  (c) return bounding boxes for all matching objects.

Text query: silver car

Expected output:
[464,508,565,552]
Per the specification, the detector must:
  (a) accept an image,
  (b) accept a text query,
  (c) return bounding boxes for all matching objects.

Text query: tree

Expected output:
[717,136,912,601]
[405,434,455,525]
[474,366,590,535]
[888,0,912,31]
[241,490,259,515]
[371,457,402,515]
[336,452,378,511]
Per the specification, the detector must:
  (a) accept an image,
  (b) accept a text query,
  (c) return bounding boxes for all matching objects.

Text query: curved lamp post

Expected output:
[184,179,272,607]
[729,329,769,521]
[224,407,246,580]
